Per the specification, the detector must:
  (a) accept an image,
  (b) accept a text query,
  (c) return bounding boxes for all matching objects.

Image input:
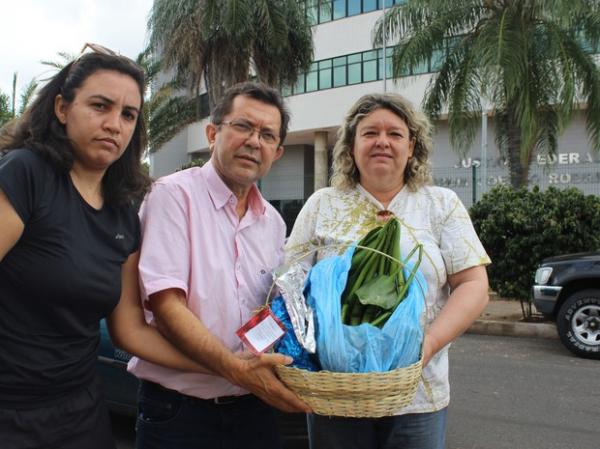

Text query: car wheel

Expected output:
[556,289,600,359]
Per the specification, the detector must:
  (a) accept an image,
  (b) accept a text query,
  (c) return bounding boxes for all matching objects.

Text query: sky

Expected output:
[0,0,153,105]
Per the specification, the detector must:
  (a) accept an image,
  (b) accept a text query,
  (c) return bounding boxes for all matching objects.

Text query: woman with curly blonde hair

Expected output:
[285,92,490,449]
[330,92,433,192]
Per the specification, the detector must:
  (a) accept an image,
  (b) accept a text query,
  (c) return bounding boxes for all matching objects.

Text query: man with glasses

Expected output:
[128,82,310,449]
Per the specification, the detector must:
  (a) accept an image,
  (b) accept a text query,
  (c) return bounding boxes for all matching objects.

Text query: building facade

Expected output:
[150,1,600,232]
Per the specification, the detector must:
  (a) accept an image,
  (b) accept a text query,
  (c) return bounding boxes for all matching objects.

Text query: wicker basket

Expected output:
[271,240,425,418]
[275,357,422,418]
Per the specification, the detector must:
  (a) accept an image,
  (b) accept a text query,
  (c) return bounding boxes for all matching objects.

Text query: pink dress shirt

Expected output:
[128,160,286,399]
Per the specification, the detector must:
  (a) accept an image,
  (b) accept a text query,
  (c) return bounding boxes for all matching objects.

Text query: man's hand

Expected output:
[228,352,312,413]
[150,289,311,413]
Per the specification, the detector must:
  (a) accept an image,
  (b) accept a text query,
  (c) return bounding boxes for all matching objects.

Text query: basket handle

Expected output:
[266,241,427,313]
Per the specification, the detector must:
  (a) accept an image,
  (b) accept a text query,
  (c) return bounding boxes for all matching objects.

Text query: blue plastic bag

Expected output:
[306,246,427,373]
[271,295,320,371]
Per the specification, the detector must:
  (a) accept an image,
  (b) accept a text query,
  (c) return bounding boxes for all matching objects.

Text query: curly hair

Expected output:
[330,93,433,191]
[0,51,151,207]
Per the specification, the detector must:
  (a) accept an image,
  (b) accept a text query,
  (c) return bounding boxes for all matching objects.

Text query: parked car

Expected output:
[97,320,309,448]
[532,252,600,359]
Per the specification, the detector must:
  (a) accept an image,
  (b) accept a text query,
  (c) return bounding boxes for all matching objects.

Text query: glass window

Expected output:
[348,0,361,16]
[319,0,332,23]
[430,47,445,71]
[348,54,362,64]
[319,68,332,89]
[411,59,428,75]
[294,74,306,94]
[305,63,319,92]
[306,70,319,92]
[378,49,394,79]
[363,0,377,12]
[333,0,345,19]
[347,54,362,84]
[363,60,378,82]
[362,50,378,82]
[333,56,347,87]
[363,50,378,61]
[319,60,332,89]
[306,0,318,25]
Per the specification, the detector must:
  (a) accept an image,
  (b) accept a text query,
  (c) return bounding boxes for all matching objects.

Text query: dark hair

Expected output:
[211,82,290,144]
[0,52,151,207]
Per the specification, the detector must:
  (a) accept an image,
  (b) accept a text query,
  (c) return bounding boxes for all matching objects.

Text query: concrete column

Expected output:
[314,131,328,191]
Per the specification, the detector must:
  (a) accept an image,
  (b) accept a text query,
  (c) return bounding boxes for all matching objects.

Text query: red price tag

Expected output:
[236,308,287,355]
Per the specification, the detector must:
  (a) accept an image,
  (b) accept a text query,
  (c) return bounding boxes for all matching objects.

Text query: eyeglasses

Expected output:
[220,119,280,146]
[80,42,119,57]
[69,42,139,72]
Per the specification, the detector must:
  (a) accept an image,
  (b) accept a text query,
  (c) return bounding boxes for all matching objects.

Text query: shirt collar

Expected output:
[204,159,267,215]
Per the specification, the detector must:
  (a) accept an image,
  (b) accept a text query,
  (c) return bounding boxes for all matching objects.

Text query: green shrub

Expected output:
[177,158,205,171]
[470,186,600,299]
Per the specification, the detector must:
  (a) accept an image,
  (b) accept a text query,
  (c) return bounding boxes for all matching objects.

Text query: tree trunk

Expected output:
[504,106,529,188]
[206,64,226,114]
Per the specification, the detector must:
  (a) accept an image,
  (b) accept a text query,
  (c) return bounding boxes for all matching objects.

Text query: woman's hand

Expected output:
[106,251,213,374]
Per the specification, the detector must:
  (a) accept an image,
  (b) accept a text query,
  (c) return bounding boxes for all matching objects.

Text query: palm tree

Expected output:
[0,91,11,129]
[135,48,202,151]
[0,73,38,132]
[374,0,600,187]
[147,0,314,112]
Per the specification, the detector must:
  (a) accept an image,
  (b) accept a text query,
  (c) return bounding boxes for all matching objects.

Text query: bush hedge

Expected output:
[469,186,600,299]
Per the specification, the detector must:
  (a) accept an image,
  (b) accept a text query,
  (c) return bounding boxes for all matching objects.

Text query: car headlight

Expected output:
[534,267,553,285]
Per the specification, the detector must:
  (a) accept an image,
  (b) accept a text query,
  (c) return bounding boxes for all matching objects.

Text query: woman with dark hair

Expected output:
[0,44,208,449]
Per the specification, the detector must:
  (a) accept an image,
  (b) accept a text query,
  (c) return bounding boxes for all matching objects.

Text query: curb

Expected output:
[467,320,558,340]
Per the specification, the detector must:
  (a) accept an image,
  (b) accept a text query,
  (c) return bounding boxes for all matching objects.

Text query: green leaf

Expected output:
[355,273,403,310]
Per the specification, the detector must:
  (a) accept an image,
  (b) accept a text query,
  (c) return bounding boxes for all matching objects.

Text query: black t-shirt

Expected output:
[0,149,140,408]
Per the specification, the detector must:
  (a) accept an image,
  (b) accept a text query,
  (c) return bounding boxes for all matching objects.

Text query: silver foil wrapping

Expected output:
[273,263,316,353]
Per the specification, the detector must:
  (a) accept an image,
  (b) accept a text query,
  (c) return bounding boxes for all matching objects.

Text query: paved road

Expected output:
[111,334,599,449]
[447,334,599,449]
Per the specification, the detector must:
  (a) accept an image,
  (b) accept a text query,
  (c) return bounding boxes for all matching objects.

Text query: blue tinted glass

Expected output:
[348,53,362,64]
[378,56,393,79]
[363,50,378,61]
[320,0,332,22]
[363,60,377,82]
[364,0,377,12]
[306,0,318,25]
[348,63,361,84]
[294,74,306,94]
[333,0,345,19]
[333,66,347,87]
[430,48,444,71]
[412,60,428,75]
[348,0,361,16]
[306,71,318,92]
[319,68,332,89]
[333,56,346,67]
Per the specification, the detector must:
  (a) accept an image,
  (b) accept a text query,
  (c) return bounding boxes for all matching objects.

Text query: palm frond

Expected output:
[18,79,38,115]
